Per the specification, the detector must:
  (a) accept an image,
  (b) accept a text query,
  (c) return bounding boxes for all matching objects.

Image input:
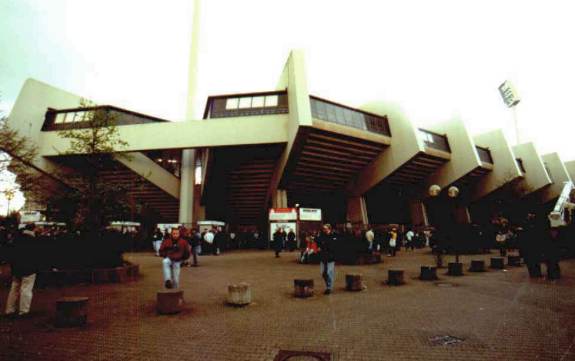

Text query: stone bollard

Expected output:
[157,290,184,315]
[227,283,252,306]
[419,266,438,281]
[345,273,366,291]
[490,257,505,270]
[387,270,405,286]
[469,260,486,272]
[55,297,89,327]
[447,262,464,276]
[508,256,522,267]
[294,279,314,298]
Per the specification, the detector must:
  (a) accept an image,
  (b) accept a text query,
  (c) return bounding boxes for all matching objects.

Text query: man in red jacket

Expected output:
[159,228,190,289]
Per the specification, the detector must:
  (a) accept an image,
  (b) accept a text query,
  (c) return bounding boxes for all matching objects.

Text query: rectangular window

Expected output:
[225,98,239,110]
[251,96,265,108]
[238,97,252,109]
[264,95,278,107]
[54,113,66,124]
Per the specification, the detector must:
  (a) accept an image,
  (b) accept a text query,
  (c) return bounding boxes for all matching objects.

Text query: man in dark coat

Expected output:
[4,224,43,316]
[316,223,338,295]
[159,228,190,289]
[273,227,286,258]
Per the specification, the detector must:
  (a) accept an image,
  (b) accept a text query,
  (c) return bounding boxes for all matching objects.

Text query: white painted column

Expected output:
[179,0,201,224]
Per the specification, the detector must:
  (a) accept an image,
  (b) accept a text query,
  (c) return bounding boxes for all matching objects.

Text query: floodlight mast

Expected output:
[498,80,521,145]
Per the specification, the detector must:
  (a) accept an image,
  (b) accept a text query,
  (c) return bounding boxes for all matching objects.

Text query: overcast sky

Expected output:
[1,0,575,213]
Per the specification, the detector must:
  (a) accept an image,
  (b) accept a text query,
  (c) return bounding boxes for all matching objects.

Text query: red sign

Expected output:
[269,208,297,221]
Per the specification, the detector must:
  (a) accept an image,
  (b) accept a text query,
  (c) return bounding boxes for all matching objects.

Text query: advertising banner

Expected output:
[299,208,322,221]
[269,208,297,221]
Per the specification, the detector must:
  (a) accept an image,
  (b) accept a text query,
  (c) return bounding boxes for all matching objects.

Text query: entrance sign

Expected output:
[269,208,297,221]
[299,208,322,221]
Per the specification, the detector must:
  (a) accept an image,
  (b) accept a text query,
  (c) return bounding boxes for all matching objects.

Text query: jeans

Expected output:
[192,245,201,265]
[162,258,181,288]
[153,241,162,256]
[5,273,37,315]
[320,261,335,290]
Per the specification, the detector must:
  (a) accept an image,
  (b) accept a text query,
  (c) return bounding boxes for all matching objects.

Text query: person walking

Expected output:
[365,227,375,253]
[273,227,286,258]
[4,224,42,317]
[190,228,202,266]
[159,228,190,289]
[388,228,398,257]
[316,223,338,295]
[152,228,164,256]
[405,228,415,251]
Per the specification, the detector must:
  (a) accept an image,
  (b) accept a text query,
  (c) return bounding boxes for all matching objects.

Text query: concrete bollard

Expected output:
[227,283,252,306]
[420,266,438,281]
[490,257,505,270]
[345,273,366,291]
[157,290,184,314]
[387,270,405,286]
[447,262,464,276]
[469,260,486,272]
[294,279,314,298]
[507,256,522,267]
[55,297,89,327]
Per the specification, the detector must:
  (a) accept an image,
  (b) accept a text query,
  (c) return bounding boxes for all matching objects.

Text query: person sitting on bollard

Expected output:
[300,235,319,264]
[159,228,190,289]
[316,223,338,295]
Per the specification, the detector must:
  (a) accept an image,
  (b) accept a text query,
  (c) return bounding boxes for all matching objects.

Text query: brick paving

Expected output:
[1,248,574,361]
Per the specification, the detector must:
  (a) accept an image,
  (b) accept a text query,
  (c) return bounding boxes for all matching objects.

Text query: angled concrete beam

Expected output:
[511,142,552,196]
[423,117,482,192]
[115,152,180,199]
[540,152,572,203]
[564,160,575,181]
[472,129,522,201]
[349,102,424,196]
[267,50,313,204]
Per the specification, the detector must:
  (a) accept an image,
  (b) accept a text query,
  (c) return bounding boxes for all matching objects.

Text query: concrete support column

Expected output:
[272,189,287,208]
[409,200,429,226]
[347,196,369,226]
[179,149,196,224]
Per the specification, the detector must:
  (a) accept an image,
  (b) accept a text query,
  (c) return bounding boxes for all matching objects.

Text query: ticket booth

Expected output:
[269,208,298,244]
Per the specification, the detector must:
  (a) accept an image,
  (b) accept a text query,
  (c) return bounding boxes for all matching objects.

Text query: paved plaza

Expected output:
[1,249,574,361]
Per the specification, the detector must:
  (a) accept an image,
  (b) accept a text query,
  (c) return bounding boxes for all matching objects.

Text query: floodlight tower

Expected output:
[179,0,202,224]
[498,80,521,145]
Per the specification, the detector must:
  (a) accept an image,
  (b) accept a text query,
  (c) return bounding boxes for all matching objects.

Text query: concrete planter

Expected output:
[469,260,486,272]
[294,279,314,298]
[387,270,405,286]
[447,262,464,276]
[345,273,365,291]
[420,266,438,281]
[227,283,252,306]
[157,290,184,314]
[55,297,89,327]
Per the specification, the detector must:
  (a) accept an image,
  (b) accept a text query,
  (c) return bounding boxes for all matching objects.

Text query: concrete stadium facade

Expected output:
[6,50,571,229]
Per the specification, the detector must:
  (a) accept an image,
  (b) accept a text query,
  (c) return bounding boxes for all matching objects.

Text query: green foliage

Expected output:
[0,104,47,206]
[54,99,133,233]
